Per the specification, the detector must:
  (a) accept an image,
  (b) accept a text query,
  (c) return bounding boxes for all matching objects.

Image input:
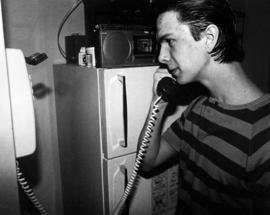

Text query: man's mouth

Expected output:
[169,68,178,78]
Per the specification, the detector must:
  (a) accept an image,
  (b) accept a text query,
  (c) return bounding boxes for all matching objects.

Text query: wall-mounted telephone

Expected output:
[6,48,48,215]
[156,77,182,103]
[6,48,36,158]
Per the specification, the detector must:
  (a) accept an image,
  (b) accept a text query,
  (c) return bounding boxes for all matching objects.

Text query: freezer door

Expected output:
[103,154,179,215]
[100,66,158,158]
[103,153,152,215]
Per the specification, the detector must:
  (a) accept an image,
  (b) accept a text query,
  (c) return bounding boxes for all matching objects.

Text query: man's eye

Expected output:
[166,39,174,46]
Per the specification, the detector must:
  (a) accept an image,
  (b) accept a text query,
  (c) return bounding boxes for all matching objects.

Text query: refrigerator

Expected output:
[53,64,186,215]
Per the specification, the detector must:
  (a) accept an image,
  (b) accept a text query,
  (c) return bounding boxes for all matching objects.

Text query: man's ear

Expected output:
[203,24,219,52]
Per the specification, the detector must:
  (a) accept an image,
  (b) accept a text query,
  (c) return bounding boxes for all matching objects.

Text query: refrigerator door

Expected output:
[100,66,158,159]
[103,153,152,215]
[103,154,179,215]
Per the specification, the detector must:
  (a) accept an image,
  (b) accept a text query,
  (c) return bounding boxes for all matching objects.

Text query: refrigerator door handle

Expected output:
[120,165,128,188]
[117,74,128,148]
[119,165,130,214]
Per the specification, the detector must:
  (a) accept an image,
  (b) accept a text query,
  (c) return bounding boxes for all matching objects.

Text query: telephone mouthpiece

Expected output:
[156,77,180,103]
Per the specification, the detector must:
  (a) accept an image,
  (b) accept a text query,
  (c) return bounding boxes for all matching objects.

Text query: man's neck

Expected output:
[200,61,264,105]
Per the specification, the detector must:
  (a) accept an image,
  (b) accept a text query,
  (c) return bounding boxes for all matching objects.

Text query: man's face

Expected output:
[156,11,210,85]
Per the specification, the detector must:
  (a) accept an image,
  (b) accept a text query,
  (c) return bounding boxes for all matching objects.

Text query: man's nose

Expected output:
[158,45,170,64]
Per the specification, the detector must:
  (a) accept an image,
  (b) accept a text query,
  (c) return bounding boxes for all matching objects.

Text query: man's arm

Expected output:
[137,97,178,172]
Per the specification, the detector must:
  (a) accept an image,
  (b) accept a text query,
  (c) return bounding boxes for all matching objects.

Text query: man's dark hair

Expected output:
[156,0,244,63]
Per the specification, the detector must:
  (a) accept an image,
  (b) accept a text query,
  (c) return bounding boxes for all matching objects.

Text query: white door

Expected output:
[100,66,158,159]
[103,153,152,215]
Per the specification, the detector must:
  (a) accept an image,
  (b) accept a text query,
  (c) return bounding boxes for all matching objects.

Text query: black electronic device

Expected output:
[65,34,92,64]
[90,24,158,68]
[157,77,182,103]
[25,53,48,65]
[82,0,156,35]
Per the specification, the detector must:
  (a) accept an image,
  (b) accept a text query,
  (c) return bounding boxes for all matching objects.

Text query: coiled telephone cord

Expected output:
[113,96,162,215]
[16,161,48,215]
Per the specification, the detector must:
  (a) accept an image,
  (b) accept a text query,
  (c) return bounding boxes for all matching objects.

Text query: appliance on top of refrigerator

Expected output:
[53,64,186,215]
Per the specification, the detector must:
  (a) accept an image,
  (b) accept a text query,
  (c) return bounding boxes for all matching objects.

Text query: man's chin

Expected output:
[175,77,186,85]
[177,78,192,86]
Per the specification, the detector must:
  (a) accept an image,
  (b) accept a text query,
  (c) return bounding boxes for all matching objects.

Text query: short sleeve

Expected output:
[163,114,185,152]
[162,96,206,153]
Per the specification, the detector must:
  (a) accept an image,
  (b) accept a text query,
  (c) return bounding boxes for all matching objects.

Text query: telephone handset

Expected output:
[156,77,182,103]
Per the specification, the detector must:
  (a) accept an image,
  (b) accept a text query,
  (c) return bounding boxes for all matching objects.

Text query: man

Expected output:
[138,0,270,214]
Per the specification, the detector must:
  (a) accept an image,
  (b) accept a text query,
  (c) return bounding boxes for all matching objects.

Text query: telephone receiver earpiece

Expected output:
[156,77,182,103]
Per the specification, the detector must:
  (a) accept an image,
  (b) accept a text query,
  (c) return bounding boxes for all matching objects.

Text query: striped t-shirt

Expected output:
[163,94,270,215]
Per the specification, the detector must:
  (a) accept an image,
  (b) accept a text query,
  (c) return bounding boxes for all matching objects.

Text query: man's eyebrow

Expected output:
[156,33,171,43]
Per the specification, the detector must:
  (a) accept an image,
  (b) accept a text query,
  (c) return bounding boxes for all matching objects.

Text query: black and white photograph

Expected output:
[1,0,270,214]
